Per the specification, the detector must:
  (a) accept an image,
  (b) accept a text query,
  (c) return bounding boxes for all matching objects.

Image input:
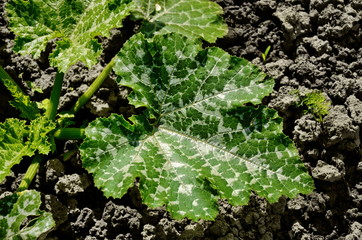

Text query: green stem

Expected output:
[45,72,64,120]
[17,154,42,192]
[69,57,116,114]
[53,128,85,140]
[17,72,64,192]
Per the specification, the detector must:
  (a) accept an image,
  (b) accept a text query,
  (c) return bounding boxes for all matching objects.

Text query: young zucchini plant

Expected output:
[261,45,271,62]
[293,89,331,122]
[0,0,314,237]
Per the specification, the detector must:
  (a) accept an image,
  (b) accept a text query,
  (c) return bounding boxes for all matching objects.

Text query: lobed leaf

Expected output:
[80,33,314,220]
[0,117,56,182]
[131,0,228,42]
[6,0,134,73]
[0,190,55,240]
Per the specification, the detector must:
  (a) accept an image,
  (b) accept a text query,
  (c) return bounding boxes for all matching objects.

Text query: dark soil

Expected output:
[1,0,362,239]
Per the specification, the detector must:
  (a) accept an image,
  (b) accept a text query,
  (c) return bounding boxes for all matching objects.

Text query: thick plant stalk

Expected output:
[45,72,64,120]
[69,57,116,114]
[17,72,64,192]
[17,154,42,192]
[53,128,85,140]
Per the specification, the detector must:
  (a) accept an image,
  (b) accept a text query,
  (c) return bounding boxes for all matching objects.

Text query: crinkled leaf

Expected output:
[131,0,228,42]
[0,117,56,182]
[80,33,314,220]
[0,67,40,120]
[6,0,134,72]
[0,119,31,182]
[0,190,55,240]
[28,117,57,155]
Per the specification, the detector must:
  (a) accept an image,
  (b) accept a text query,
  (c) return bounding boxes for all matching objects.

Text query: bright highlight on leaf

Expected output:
[0,190,55,240]
[80,33,314,220]
[132,0,228,42]
[0,117,56,182]
[6,0,134,73]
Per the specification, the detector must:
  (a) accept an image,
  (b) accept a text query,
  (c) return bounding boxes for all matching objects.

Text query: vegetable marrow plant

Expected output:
[0,0,314,237]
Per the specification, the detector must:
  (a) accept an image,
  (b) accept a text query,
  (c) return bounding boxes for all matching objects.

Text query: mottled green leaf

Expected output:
[0,117,56,182]
[80,33,314,220]
[131,0,228,42]
[0,190,55,240]
[6,0,134,72]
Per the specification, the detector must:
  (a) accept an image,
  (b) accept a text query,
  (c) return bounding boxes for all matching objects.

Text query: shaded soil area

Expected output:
[1,0,362,239]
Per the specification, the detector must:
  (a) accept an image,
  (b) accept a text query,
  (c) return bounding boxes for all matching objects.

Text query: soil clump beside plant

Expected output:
[1,0,362,239]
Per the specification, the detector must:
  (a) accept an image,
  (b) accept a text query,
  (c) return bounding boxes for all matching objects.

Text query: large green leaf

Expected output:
[0,190,55,239]
[80,33,314,220]
[6,0,134,72]
[131,0,228,42]
[0,117,56,182]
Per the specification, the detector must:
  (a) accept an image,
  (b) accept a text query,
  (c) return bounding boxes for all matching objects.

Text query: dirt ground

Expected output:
[1,0,362,239]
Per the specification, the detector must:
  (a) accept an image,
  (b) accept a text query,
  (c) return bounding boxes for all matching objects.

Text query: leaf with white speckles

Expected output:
[131,0,228,42]
[0,190,55,240]
[80,33,314,220]
[6,0,134,72]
